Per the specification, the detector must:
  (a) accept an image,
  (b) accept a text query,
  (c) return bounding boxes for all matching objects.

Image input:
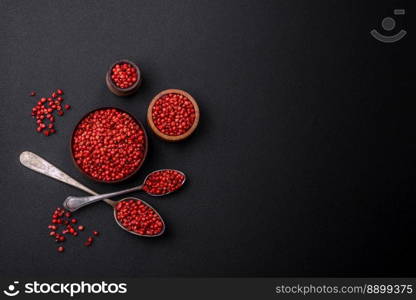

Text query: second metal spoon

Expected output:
[63,169,186,212]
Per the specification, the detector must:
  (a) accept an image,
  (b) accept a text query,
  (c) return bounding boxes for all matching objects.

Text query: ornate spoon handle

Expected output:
[19,151,114,210]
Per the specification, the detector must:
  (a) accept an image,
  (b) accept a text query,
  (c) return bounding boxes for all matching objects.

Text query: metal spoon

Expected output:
[19,151,165,237]
[63,169,186,212]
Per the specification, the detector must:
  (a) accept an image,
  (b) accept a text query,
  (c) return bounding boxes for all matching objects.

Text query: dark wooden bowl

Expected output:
[147,89,200,142]
[70,107,148,184]
[106,59,142,96]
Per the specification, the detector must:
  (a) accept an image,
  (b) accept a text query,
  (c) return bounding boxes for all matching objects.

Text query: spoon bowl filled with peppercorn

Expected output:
[106,59,142,96]
[142,169,186,196]
[62,195,165,237]
[61,195,166,237]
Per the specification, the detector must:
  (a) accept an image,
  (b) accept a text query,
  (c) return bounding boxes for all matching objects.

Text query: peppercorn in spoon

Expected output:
[63,169,186,212]
[19,151,165,237]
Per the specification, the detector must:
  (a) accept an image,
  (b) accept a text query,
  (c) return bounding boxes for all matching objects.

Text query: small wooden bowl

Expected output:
[147,89,200,142]
[106,59,142,96]
[71,107,148,184]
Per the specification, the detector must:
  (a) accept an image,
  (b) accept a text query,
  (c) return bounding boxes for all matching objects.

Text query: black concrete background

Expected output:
[0,0,414,277]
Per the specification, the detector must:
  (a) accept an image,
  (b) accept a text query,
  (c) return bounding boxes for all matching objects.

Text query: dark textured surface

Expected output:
[0,0,414,277]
